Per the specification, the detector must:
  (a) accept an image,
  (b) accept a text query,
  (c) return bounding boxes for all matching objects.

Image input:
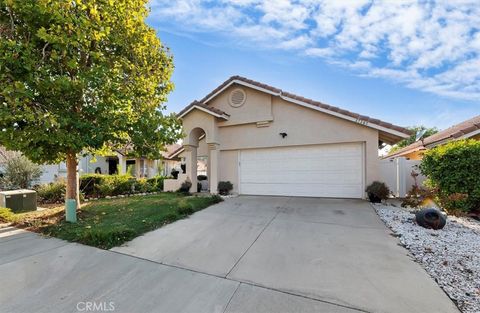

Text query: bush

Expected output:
[401,171,434,209]
[79,174,104,196]
[36,181,66,203]
[134,178,150,193]
[146,176,164,192]
[80,174,165,198]
[402,184,434,209]
[365,181,390,203]
[178,181,192,193]
[0,207,16,223]
[80,174,135,198]
[420,139,480,213]
[0,153,42,189]
[218,181,233,195]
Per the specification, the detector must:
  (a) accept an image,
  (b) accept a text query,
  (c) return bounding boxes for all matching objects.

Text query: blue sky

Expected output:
[147,1,480,130]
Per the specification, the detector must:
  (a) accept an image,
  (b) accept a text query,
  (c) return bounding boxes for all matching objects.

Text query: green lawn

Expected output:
[3,193,222,249]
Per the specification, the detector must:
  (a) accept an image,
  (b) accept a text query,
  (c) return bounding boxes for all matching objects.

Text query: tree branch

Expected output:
[7,6,14,33]
[41,43,49,62]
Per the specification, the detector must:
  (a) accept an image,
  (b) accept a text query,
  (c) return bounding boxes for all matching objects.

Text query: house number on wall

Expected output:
[355,118,368,126]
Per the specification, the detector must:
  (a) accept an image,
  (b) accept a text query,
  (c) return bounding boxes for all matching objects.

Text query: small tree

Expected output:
[0,0,181,215]
[420,139,480,213]
[389,126,438,154]
[1,153,42,189]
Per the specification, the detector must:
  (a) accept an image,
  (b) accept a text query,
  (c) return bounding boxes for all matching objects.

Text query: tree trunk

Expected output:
[65,152,80,210]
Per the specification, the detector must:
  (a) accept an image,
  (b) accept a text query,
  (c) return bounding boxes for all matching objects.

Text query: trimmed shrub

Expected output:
[80,174,135,198]
[79,174,104,197]
[79,174,166,198]
[365,181,390,203]
[36,181,66,203]
[178,181,192,193]
[420,139,480,213]
[218,181,233,195]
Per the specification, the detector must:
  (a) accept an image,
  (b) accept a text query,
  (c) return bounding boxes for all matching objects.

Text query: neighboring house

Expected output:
[159,144,182,177]
[1,144,182,185]
[386,115,480,160]
[165,75,411,198]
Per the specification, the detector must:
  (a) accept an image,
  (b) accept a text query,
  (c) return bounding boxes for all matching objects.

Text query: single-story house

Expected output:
[165,75,411,198]
[385,115,480,160]
[0,144,182,185]
[159,144,183,177]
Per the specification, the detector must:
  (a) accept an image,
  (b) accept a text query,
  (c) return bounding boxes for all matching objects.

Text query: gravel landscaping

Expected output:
[374,204,480,313]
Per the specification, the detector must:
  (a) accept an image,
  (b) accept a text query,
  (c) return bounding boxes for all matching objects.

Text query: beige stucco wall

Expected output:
[181,84,381,197]
[219,150,239,192]
[210,85,273,126]
[215,95,379,194]
[182,110,219,145]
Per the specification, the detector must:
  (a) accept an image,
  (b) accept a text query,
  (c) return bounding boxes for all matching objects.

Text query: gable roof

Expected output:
[178,100,230,120]
[161,144,182,159]
[177,75,412,144]
[386,115,480,158]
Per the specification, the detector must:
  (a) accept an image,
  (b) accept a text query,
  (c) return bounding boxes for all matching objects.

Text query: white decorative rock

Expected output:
[374,204,480,313]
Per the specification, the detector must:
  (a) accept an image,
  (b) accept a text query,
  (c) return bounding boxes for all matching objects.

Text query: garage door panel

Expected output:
[241,171,362,184]
[240,183,363,198]
[239,143,364,198]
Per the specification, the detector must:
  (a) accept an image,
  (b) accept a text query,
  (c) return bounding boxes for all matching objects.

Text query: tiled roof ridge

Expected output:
[198,75,411,135]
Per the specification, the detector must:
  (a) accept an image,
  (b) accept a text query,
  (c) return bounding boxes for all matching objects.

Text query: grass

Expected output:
[1,193,222,249]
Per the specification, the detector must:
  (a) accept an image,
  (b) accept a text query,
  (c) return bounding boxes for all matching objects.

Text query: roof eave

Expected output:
[202,77,411,139]
[383,146,426,159]
[279,94,411,140]
[178,105,229,120]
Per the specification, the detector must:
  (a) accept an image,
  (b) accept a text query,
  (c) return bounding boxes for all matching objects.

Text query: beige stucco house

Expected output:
[385,115,480,160]
[165,76,411,198]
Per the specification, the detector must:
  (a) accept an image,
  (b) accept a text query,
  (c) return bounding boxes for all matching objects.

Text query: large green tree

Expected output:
[0,0,181,211]
[389,125,438,154]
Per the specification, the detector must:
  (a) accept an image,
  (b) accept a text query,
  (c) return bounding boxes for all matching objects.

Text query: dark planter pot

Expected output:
[171,170,179,179]
[368,193,382,203]
[415,208,447,230]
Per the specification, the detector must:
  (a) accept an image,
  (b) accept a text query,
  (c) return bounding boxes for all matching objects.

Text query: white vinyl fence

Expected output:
[379,157,427,198]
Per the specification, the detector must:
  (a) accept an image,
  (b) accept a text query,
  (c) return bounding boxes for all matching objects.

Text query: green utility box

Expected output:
[0,189,37,213]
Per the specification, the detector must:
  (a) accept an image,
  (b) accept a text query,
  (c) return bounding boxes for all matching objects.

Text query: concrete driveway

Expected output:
[1,197,458,313]
[113,196,458,313]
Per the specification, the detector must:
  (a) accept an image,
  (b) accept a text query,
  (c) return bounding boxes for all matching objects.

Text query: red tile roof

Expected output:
[177,100,229,118]
[386,115,480,158]
[161,144,182,158]
[165,144,184,160]
[198,76,411,135]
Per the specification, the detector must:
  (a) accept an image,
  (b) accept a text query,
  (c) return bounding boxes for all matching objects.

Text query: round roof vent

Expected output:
[229,88,246,107]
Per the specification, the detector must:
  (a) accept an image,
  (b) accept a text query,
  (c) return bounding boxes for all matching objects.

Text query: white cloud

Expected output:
[150,0,480,101]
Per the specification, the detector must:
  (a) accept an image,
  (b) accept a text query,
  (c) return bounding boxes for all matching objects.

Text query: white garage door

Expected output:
[239,143,364,198]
